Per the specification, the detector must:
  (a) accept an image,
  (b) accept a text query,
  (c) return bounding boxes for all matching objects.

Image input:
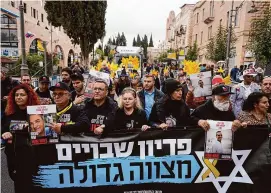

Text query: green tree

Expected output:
[142,34,148,58]
[136,34,141,47]
[185,41,198,61]
[103,45,110,56]
[44,1,107,66]
[206,24,237,62]
[149,34,154,47]
[112,38,116,45]
[107,38,112,45]
[120,32,127,46]
[116,32,121,46]
[132,37,136,46]
[98,44,102,51]
[249,8,271,66]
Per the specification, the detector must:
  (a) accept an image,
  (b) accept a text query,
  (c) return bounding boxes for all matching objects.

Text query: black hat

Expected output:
[212,85,233,96]
[39,76,50,83]
[71,72,84,81]
[165,79,183,95]
[49,82,71,92]
[120,69,128,77]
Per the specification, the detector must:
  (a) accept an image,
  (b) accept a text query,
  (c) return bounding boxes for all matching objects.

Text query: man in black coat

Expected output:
[191,85,244,131]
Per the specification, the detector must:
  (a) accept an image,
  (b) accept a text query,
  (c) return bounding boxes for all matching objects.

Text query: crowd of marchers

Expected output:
[1,62,271,181]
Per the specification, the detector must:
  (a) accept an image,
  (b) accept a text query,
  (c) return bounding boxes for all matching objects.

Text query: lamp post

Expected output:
[19,1,28,76]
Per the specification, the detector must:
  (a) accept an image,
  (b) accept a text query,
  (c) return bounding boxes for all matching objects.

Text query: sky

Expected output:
[102,0,197,48]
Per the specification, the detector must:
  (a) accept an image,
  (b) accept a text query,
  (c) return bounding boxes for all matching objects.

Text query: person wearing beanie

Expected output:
[149,79,196,129]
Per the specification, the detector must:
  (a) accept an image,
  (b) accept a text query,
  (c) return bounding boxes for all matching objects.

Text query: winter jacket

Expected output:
[112,108,148,131]
[116,81,130,96]
[191,99,236,123]
[149,96,196,127]
[84,97,118,133]
[57,102,90,134]
[1,77,19,112]
[230,82,260,117]
[138,88,165,109]
[34,88,53,104]
[154,77,161,90]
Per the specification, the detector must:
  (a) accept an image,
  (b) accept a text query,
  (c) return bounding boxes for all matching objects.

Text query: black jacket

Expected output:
[138,88,165,109]
[57,103,90,134]
[154,77,161,90]
[1,77,19,111]
[112,108,148,131]
[191,99,236,123]
[84,97,118,133]
[149,96,196,127]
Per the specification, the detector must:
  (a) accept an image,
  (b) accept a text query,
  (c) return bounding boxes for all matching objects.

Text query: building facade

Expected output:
[1,0,82,69]
[191,0,270,67]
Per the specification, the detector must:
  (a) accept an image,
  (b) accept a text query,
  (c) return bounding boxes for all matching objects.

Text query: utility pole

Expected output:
[43,41,48,75]
[225,0,234,75]
[19,0,28,76]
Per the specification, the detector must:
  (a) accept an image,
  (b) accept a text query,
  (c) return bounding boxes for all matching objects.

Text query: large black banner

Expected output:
[15,127,271,193]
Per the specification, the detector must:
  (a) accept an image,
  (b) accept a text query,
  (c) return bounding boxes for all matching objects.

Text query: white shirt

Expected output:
[211,140,223,153]
[194,86,207,97]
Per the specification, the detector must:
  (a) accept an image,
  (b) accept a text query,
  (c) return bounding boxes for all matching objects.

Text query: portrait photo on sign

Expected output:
[204,120,233,160]
[27,105,58,145]
[189,71,212,97]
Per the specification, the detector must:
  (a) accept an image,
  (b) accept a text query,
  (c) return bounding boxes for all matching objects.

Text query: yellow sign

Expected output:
[167,53,176,59]
[179,50,185,56]
[37,40,44,52]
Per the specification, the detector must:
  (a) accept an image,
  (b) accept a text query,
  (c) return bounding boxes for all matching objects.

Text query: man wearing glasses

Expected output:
[230,68,260,117]
[84,79,118,135]
[49,82,90,134]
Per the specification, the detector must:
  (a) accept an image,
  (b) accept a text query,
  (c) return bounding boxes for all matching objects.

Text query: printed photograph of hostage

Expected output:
[204,121,233,160]
[29,114,46,137]
[190,71,212,98]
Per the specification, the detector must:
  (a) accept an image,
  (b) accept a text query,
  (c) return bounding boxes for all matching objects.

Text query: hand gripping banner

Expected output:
[14,127,271,193]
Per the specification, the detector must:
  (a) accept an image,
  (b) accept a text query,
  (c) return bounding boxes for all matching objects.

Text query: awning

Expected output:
[1,56,16,63]
[0,8,19,18]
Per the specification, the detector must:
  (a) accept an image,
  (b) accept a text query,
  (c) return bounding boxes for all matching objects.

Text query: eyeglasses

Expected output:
[52,92,69,97]
[93,87,105,92]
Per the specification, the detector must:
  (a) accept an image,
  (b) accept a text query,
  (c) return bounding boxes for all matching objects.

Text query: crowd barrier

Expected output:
[13,127,271,193]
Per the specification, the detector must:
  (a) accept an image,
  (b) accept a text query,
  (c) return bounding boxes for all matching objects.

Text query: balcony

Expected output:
[204,16,214,24]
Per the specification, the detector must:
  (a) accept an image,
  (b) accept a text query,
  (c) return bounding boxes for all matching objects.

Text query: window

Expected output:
[234,7,239,26]
[201,31,203,44]
[33,8,36,18]
[11,1,15,7]
[210,0,214,16]
[1,29,9,41]
[1,29,18,42]
[1,14,9,24]
[41,14,44,22]
[220,19,222,26]
[31,7,33,17]
[202,9,205,20]
[37,10,38,19]
[196,13,199,23]
[195,34,198,43]
[9,29,18,41]
[208,26,212,39]
[23,3,27,14]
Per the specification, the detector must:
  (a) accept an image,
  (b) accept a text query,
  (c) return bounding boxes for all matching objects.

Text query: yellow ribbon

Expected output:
[56,102,73,117]
[202,158,220,180]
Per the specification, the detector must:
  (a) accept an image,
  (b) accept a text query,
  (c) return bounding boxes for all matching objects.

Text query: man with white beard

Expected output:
[191,85,245,131]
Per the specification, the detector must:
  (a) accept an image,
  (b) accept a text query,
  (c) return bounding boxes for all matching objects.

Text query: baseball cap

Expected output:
[71,72,84,81]
[49,82,71,92]
[39,76,50,83]
[243,68,257,76]
[165,79,183,95]
[212,85,233,96]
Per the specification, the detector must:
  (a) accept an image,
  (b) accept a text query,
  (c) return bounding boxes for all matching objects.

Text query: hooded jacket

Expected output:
[149,95,196,127]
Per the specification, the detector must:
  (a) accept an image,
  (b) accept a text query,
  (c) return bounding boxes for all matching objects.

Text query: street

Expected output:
[1,149,14,193]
